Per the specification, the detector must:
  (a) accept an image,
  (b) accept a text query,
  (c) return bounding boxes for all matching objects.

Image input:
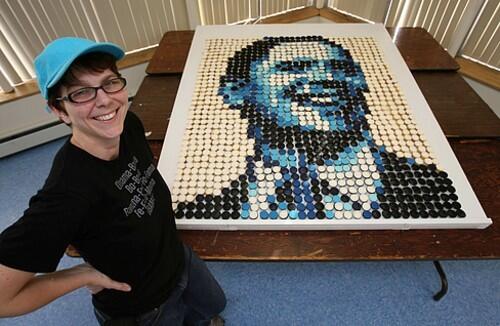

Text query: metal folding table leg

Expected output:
[433,260,448,301]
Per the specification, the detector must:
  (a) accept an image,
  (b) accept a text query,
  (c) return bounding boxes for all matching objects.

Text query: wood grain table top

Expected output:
[386,27,460,71]
[146,31,194,75]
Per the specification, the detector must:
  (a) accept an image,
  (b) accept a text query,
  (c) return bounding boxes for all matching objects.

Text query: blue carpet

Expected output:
[1,138,499,325]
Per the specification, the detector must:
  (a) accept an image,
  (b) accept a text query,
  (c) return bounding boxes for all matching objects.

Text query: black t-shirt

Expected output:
[0,111,184,317]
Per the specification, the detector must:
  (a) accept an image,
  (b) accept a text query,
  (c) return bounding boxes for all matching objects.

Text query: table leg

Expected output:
[433,260,448,301]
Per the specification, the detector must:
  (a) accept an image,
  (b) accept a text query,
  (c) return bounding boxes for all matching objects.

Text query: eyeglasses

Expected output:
[56,77,127,103]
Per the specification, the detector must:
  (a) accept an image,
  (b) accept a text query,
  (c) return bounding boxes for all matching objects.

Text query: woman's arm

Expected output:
[0,263,131,317]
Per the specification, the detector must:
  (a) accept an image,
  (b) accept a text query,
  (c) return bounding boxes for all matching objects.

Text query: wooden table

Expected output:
[131,28,500,261]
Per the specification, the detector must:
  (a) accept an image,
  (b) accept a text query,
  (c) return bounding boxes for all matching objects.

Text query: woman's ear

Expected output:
[48,103,71,125]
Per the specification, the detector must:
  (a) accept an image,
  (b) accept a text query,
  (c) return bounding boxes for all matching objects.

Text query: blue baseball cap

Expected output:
[34,37,125,100]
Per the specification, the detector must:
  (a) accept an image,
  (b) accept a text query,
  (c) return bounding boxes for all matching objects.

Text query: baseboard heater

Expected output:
[0,121,71,158]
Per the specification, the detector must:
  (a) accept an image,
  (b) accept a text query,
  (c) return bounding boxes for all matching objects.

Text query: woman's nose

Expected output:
[95,88,112,106]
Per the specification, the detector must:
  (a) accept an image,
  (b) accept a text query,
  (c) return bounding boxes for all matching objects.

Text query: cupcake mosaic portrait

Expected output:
[170,36,464,224]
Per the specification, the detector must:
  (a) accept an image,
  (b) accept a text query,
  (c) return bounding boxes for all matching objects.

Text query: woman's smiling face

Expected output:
[53,68,129,154]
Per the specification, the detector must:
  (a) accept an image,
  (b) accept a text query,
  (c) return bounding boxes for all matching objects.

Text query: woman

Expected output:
[0,37,225,325]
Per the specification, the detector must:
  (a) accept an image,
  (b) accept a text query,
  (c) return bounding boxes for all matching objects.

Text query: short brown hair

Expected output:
[47,52,121,113]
